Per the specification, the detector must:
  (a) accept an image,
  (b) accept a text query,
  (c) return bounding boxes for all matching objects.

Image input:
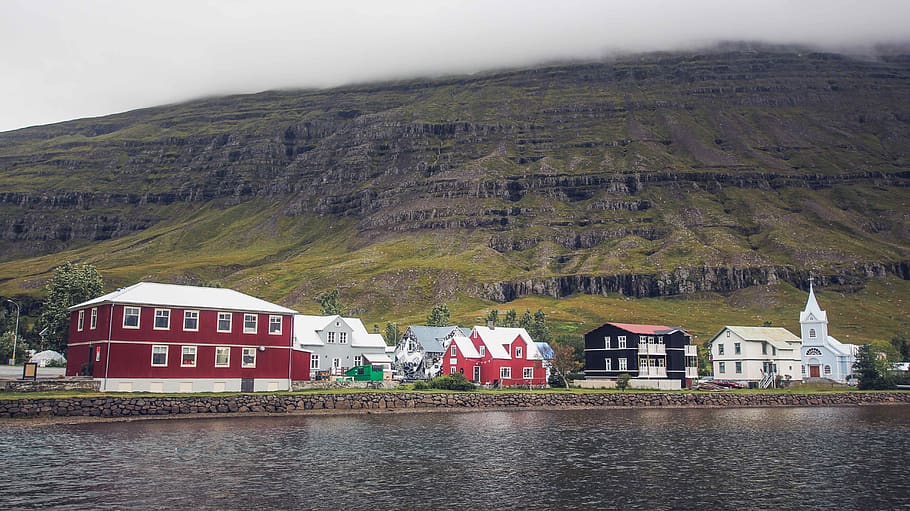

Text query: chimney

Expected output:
[486,321,495,329]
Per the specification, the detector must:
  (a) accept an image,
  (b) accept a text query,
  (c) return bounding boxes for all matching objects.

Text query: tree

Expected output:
[384,322,401,346]
[0,331,28,364]
[319,289,343,315]
[426,303,451,327]
[616,373,632,391]
[502,309,517,328]
[548,343,582,388]
[853,344,893,390]
[519,309,532,329]
[528,309,551,343]
[485,309,499,326]
[38,262,103,353]
[890,335,910,362]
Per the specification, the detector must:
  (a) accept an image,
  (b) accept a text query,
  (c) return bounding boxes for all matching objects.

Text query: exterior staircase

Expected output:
[758,373,775,389]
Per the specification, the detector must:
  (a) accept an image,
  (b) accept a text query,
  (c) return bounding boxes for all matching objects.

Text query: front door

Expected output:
[809,365,820,378]
[473,365,480,382]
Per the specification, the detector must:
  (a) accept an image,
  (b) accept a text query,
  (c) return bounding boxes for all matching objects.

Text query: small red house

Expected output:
[469,326,547,387]
[66,282,310,392]
[440,331,482,382]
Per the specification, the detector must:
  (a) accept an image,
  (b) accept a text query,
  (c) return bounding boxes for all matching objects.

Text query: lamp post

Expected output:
[6,299,19,366]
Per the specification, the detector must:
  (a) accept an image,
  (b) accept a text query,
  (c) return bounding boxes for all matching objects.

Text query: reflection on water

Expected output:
[1,406,908,510]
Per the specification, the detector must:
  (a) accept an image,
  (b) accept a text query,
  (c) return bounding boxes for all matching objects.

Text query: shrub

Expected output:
[616,373,631,391]
[411,380,429,390]
[427,373,475,391]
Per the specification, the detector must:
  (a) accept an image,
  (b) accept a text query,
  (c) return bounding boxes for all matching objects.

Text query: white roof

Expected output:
[363,352,394,364]
[70,282,297,314]
[800,282,828,323]
[721,326,801,351]
[292,314,388,349]
[472,326,542,360]
[451,333,481,359]
[826,335,857,356]
[355,332,389,349]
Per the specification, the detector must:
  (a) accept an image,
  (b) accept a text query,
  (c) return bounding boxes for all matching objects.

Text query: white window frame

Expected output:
[242,347,256,368]
[310,354,320,370]
[809,328,817,338]
[184,310,199,332]
[515,346,523,359]
[327,332,336,343]
[604,336,611,348]
[214,346,230,367]
[618,358,628,371]
[354,355,362,366]
[332,358,341,369]
[523,367,533,379]
[269,315,282,335]
[719,361,726,373]
[243,314,258,334]
[90,307,98,329]
[718,343,725,355]
[618,336,627,349]
[151,345,168,367]
[606,358,612,371]
[451,366,457,375]
[479,346,486,357]
[123,306,141,329]
[451,344,457,356]
[181,345,197,367]
[77,310,85,331]
[339,332,348,344]
[734,342,742,355]
[500,367,512,380]
[217,312,232,333]
[735,361,742,374]
[154,309,171,330]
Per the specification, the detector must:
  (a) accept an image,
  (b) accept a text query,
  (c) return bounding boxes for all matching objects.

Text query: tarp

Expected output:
[29,350,66,364]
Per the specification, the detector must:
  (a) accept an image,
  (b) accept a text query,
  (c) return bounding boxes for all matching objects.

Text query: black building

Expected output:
[584,322,697,388]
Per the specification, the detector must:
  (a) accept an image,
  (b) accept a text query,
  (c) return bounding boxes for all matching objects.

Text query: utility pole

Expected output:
[6,299,19,365]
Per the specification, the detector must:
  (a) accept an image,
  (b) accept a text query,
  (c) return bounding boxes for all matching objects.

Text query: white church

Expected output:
[800,279,857,383]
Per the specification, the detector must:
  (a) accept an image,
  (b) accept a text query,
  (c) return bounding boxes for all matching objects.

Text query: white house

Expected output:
[709,326,803,385]
[293,315,392,377]
[800,281,857,383]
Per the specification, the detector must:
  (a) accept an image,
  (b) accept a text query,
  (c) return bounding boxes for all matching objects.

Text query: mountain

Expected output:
[1,47,909,344]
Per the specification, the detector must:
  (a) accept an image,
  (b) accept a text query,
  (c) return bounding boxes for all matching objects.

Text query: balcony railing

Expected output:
[684,345,697,357]
[637,366,667,378]
[685,367,699,378]
[638,343,666,355]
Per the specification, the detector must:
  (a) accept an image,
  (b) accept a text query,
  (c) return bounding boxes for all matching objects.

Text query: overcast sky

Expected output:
[1,0,909,133]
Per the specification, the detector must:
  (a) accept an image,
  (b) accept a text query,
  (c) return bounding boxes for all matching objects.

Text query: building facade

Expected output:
[66,282,308,392]
[709,326,803,385]
[584,322,697,389]
[465,326,548,387]
[393,325,462,380]
[293,315,392,378]
[800,281,857,383]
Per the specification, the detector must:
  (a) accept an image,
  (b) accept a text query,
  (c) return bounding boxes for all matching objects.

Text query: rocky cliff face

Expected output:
[1,48,909,303]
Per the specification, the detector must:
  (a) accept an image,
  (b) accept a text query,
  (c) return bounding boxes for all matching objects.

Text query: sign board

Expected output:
[22,362,38,380]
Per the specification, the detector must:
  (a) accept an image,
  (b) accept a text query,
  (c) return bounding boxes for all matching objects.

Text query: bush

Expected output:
[411,380,429,390]
[427,373,475,391]
[616,373,631,391]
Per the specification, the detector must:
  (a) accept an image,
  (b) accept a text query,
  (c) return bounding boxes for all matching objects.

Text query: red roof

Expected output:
[607,322,686,335]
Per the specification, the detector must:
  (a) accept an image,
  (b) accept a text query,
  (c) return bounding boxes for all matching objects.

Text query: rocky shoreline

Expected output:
[2,391,909,421]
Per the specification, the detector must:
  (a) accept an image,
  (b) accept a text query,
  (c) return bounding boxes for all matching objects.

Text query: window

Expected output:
[718,343,725,355]
[354,355,362,366]
[181,346,197,367]
[310,354,320,370]
[339,332,347,344]
[772,347,777,356]
[824,365,831,375]
[762,343,768,355]
[151,345,168,366]
[809,328,817,338]
[806,348,822,356]
[217,312,232,333]
[123,306,140,328]
[515,346,523,359]
[244,314,257,334]
[618,358,628,371]
[269,315,282,335]
[479,346,486,357]
[523,367,534,379]
[605,358,612,371]
[726,330,731,337]
[451,366,457,375]
[154,309,170,330]
[332,358,341,369]
[184,310,199,331]
[500,367,512,379]
[451,344,457,356]
[215,347,230,367]
[719,361,726,373]
[327,332,336,343]
[242,348,256,368]
[734,342,741,355]
[77,310,85,331]
[618,336,627,349]
[90,308,98,329]
[604,336,611,348]
[735,361,742,374]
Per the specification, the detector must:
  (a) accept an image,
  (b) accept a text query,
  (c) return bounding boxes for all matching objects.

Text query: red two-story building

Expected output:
[442,326,548,387]
[66,282,310,392]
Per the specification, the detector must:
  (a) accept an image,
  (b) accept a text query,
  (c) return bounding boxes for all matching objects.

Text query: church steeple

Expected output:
[800,277,828,345]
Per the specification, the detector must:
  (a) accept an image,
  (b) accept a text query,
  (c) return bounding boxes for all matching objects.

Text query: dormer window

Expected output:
[515,346,523,358]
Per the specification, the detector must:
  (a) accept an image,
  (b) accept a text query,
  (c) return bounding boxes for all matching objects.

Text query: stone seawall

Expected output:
[2,391,909,420]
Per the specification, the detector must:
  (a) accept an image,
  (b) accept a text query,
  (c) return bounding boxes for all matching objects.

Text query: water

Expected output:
[1,406,909,510]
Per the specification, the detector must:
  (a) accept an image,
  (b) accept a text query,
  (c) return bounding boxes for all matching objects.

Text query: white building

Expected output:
[799,281,857,383]
[293,315,393,377]
[709,326,803,385]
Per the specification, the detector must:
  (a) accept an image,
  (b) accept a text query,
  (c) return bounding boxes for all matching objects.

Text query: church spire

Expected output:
[804,277,824,318]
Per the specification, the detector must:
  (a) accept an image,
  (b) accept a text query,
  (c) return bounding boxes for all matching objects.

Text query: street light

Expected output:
[5,299,19,366]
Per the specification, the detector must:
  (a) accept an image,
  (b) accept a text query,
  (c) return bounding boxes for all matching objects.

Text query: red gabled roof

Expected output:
[607,322,687,336]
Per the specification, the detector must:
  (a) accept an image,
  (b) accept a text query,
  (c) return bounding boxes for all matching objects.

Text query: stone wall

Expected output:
[1,391,909,419]
[0,379,100,393]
